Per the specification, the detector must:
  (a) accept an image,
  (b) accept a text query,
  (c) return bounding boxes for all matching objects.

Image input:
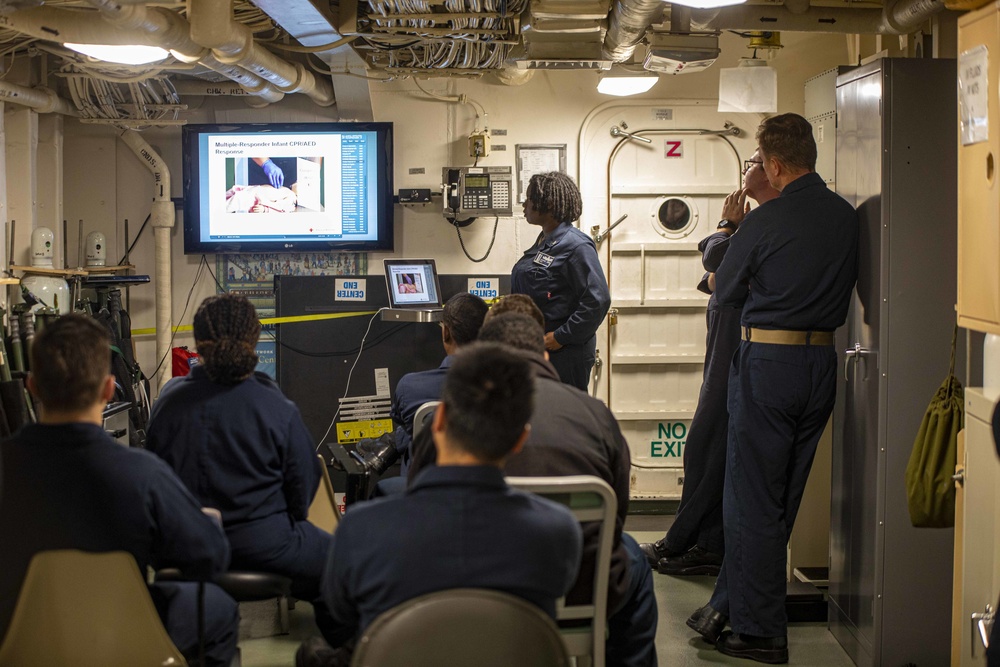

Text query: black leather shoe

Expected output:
[638,539,678,568]
[716,631,789,664]
[685,605,728,644]
[657,545,723,576]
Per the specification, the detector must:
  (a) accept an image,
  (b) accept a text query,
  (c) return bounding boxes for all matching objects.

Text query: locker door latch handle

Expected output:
[972,604,994,656]
[844,343,870,381]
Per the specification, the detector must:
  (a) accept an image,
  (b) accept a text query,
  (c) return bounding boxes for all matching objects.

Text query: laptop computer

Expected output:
[382,259,444,322]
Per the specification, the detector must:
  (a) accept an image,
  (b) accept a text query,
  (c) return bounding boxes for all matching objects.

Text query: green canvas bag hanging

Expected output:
[905,325,964,528]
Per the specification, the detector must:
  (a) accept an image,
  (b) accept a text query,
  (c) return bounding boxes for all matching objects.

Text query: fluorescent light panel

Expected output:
[597,75,659,97]
[64,43,169,65]
[668,0,747,8]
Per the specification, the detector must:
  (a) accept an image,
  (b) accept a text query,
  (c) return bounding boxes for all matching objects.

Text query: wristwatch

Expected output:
[717,219,737,231]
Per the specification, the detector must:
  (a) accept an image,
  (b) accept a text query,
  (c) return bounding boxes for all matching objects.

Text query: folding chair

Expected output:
[507,475,617,667]
[351,588,569,667]
[0,549,187,667]
[309,453,341,533]
[412,400,440,441]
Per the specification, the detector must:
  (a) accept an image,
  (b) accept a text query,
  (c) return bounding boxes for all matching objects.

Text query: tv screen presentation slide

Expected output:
[196,131,381,243]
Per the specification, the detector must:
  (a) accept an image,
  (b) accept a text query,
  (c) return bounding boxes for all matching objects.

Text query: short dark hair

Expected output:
[30,315,110,412]
[441,343,534,462]
[525,171,582,223]
[193,294,261,385]
[486,294,544,329]
[756,113,817,172]
[442,292,489,346]
[478,313,546,356]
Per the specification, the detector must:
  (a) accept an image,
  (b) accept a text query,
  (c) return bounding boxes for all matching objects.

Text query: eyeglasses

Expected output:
[743,159,763,174]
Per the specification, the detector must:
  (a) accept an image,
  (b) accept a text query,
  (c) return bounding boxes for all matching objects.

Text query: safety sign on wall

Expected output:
[468,277,499,300]
[335,278,367,301]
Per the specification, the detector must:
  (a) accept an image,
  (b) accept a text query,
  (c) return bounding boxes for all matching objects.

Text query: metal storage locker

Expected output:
[830,58,957,667]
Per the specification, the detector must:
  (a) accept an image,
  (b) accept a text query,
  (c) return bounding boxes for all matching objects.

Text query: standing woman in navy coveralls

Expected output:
[511,171,611,391]
[147,294,342,647]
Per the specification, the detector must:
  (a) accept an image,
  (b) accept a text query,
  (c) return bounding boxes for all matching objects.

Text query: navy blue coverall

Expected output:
[709,172,858,638]
[511,223,611,391]
[147,366,338,643]
[657,231,742,558]
[407,354,659,667]
[389,355,451,470]
[0,423,239,666]
[322,465,582,645]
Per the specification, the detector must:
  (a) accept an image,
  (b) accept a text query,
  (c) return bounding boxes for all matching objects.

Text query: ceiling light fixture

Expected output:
[668,0,748,9]
[597,71,659,97]
[64,43,169,66]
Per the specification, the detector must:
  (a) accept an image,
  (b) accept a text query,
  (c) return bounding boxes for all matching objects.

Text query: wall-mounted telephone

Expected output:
[442,166,513,220]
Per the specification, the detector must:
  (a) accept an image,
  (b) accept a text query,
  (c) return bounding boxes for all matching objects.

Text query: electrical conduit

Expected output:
[119,130,173,392]
[0,81,78,115]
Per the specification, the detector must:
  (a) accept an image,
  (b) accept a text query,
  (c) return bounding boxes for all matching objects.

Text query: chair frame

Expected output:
[506,475,617,667]
[308,453,341,533]
[351,587,570,667]
[0,549,188,667]
[412,401,440,442]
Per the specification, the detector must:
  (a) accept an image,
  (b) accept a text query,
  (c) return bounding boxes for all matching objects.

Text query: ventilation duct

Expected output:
[603,0,666,62]
[690,0,946,34]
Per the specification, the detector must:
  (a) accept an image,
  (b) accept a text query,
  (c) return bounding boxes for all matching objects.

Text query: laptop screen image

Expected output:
[383,259,443,310]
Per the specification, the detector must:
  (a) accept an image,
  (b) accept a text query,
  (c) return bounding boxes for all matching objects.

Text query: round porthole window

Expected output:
[650,196,697,239]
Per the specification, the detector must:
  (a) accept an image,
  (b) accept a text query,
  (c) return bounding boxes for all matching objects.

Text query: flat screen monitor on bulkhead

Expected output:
[182,122,394,254]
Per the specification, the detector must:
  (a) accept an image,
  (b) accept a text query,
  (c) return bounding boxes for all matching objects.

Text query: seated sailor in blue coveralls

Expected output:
[0,315,239,666]
[146,294,341,646]
[295,343,583,666]
[389,291,488,470]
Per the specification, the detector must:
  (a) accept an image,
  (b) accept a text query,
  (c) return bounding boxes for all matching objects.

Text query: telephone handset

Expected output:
[442,166,513,220]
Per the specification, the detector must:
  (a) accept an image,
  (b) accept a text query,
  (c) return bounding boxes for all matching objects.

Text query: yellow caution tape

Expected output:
[130,310,379,337]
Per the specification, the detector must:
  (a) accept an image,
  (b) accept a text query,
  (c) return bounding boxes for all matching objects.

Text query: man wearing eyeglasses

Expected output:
[686,113,858,664]
[639,151,779,579]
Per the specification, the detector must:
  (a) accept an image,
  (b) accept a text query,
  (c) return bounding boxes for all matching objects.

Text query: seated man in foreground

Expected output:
[299,343,583,666]
[0,315,238,666]
[410,313,659,667]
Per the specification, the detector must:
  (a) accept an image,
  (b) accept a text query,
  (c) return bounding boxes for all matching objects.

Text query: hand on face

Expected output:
[721,188,749,228]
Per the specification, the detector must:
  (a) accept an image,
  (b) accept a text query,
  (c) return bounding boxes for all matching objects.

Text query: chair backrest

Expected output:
[412,401,440,441]
[351,588,570,667]
[0,549,187,667]
[308,453,340,533]
[506,475,617,667]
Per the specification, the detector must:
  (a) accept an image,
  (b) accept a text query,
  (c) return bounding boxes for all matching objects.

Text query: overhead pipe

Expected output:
[188,0,335,107]
[79,0,285,104]
[603,0,667,62]
[690,0,946,34]
[119,130,173,392]
[0,81,78,116]
[4,6,285,104]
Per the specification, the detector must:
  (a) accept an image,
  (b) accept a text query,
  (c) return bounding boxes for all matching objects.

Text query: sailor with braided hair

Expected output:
[512,171,611,391]
[147,294,344,647]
